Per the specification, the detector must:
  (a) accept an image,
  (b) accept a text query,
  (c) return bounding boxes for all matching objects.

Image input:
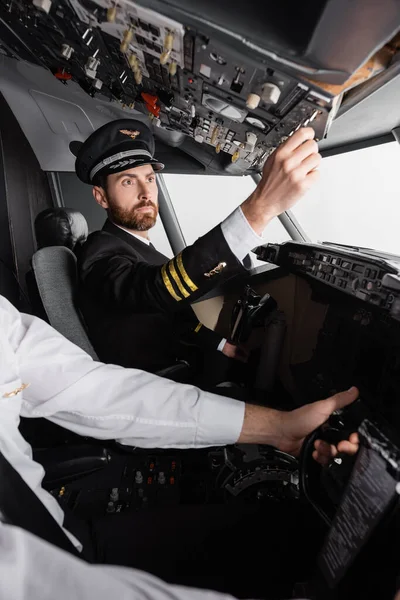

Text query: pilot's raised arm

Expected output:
[77,124,320,313]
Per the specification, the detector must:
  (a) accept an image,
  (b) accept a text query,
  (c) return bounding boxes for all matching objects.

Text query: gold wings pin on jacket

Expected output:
[204,262,227,278]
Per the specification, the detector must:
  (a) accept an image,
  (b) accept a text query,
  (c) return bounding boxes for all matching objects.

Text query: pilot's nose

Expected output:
[138,181,152,202]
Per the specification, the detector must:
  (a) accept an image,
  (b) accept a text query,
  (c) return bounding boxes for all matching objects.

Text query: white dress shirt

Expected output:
[0,297,245,600]
[0,296,244,546]
[0,296,307,600]
[220,206,264,261]
[114,224,152,245]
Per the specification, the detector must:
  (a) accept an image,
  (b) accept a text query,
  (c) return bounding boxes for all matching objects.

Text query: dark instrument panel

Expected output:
[254,242,400,599]
[255,241,400,320]
[51,445,299,520]
[2,0,399,175]
[255,240,400,431]
[0,0,335,174]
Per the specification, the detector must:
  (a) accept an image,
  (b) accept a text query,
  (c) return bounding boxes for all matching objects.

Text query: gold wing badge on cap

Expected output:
[119,129,140,139]
[204,262,227,278]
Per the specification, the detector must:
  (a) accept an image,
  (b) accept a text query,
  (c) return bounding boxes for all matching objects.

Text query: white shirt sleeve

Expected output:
[7,304,244,449]
[220,207,264,262]
[217,337,227,352]
[0,523,256,600]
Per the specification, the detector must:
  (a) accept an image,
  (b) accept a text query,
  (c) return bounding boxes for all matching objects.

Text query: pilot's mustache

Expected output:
[135,200,157,211]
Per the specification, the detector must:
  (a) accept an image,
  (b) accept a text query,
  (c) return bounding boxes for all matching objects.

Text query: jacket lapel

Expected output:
[102,219,169,263]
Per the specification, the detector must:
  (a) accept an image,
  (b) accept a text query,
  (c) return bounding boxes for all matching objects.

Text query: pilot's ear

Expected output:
[93,186,109,209]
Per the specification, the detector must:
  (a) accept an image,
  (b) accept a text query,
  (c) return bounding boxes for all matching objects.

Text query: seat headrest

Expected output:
[34,208,89,251]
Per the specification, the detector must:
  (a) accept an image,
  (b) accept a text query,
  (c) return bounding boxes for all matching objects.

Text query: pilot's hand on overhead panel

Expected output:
[222,341,249,363]
[241,127,321,236]
[312,432,360,467]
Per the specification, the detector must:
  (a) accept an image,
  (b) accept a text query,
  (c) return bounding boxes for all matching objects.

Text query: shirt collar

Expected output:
[114,224,151,246]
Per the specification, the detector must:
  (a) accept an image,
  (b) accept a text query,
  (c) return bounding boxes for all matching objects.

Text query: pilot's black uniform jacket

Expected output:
[77,219,246,372]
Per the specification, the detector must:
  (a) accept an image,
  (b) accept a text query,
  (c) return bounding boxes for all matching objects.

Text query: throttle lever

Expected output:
[299,398,365,522]
[317,425,355,446]
[318,396,366,446]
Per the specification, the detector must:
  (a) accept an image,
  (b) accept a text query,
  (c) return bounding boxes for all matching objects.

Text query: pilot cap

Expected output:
[71,119,164,184]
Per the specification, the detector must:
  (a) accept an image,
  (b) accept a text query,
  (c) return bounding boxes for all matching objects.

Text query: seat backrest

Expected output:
[34,207,89,251]
[31,246,98,360]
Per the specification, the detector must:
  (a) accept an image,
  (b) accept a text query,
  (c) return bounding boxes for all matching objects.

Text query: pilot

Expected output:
[73,121,320,383]
[0,293,358,599]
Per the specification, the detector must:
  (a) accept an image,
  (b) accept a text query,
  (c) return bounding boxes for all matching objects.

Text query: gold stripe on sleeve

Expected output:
[176,253,198,292]
[161,264,181,301]
[168,260,190,298]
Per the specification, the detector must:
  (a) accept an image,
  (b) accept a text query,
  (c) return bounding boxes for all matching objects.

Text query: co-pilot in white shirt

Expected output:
[0,208,293,600]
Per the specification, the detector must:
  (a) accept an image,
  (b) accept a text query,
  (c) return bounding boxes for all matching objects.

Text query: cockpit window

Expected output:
[291,142,400,256]
[164,174,290,265]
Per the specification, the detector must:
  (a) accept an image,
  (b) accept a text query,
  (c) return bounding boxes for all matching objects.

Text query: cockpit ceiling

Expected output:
[0,0,399,175]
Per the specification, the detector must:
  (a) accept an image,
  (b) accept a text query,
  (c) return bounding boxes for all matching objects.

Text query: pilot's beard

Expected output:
[107,201,158,231]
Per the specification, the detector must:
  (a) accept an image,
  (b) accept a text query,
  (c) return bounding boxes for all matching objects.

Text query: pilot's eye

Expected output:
[148,176,155,183]
[122,179,134,186]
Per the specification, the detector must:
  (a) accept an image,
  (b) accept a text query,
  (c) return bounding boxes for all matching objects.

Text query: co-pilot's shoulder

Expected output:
[0,295,19,325]
[0,294,16,312]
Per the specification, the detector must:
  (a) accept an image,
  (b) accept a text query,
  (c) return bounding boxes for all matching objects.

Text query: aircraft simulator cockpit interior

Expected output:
[1,1,400,598]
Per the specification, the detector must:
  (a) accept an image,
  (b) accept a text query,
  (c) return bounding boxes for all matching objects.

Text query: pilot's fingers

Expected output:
[312,450,332,466]
[299,151,322,175]
[290,139,319,165]
[337,439,359,456]
[278,127,316,154]
[314,439,337,457]
[305,168,320,187]
[236,352,249,363]
[312,440,337,467]
[349,432,360,445]
[320,386,359,417]
[277,140,319,175]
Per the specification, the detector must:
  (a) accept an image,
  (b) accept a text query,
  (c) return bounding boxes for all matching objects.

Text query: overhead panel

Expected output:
[0,0,399,173]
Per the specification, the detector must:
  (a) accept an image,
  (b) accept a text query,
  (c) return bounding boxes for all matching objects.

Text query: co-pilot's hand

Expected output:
[270,387,359,457]
[312,432,360,466]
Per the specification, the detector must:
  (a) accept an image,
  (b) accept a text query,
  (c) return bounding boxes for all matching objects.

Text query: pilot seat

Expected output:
[27,207,191,382]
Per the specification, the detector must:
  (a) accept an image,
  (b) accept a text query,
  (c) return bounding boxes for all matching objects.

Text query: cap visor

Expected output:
[150,159,165,172]
[69,140,83,157]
